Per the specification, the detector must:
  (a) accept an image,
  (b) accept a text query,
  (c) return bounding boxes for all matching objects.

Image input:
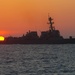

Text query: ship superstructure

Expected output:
[40,16,63,41]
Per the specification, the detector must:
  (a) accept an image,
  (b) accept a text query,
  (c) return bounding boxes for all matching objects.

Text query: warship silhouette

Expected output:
[1,16,75,44]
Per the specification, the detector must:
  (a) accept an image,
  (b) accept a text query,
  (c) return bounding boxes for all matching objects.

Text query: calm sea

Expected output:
[0,44,75,75]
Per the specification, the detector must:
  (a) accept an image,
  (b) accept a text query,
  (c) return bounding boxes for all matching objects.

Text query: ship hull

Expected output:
[1,38,75,44]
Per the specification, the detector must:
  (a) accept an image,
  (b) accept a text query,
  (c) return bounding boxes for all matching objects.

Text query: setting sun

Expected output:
[0,36,5,41]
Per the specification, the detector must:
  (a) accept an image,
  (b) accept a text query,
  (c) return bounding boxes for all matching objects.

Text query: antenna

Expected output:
[47,14,55,32]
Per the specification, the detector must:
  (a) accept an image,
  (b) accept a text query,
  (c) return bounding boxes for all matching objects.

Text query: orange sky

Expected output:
[0,0,75,38]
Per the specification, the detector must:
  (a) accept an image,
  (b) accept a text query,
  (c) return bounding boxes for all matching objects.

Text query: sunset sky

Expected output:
[0,0,75,38]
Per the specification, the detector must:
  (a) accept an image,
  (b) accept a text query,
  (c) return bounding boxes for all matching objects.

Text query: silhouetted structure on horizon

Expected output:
[1,16,75,44]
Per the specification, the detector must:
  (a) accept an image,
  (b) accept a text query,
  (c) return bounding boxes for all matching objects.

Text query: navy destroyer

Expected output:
[1,16,75,44]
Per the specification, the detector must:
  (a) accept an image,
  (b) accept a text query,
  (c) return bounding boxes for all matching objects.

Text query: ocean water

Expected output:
[0,44,75,75]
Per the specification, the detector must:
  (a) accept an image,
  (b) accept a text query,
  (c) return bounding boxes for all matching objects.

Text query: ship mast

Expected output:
[48,14,54,32]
